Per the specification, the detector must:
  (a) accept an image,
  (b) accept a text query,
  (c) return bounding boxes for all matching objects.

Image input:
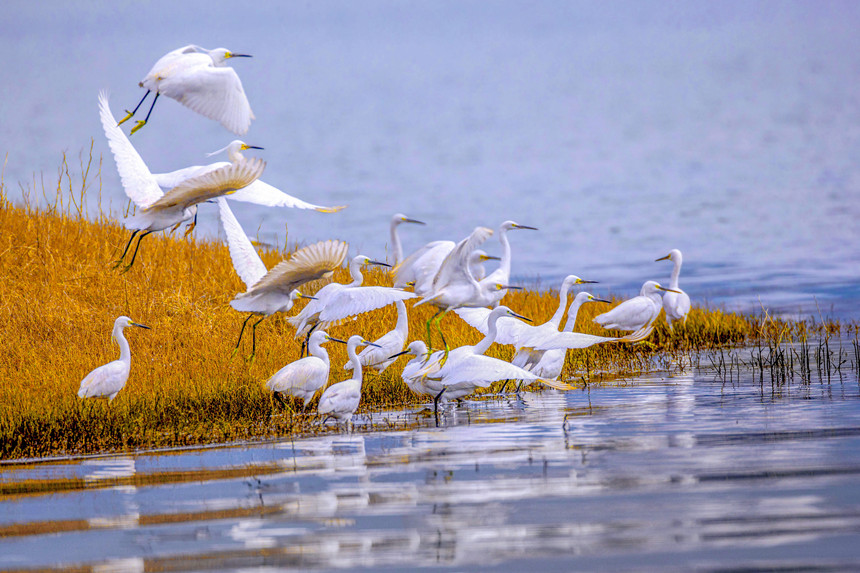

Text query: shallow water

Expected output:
[3,1,860,318]
[3,367,860,571]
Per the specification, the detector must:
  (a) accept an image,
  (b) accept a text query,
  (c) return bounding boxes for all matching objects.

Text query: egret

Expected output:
[317,335,381,425]
[154,140,346,214]
[99,92,265,272]
[394,240,498,296]
[345,299,409,374]
[389,341,445,407]
[217,198,348,355]
[656,249,692,330]
[479,220,538,307]
[118,45,254,135]
[77,316,150,402]
[266,330,336,410]
[594,280,681,333]
[287,255,416,343]
[388,213,426,265]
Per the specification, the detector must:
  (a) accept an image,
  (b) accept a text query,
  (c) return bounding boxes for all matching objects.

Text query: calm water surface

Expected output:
[3,367,860,571]
[3,1,860,317]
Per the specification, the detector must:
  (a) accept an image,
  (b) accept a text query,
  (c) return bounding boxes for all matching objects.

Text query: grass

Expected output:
[0,146,850,460]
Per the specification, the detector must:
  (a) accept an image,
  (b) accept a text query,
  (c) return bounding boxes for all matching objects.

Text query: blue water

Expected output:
[3,0,860,318]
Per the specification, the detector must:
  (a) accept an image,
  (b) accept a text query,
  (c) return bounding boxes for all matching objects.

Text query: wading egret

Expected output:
[287,255,416,341]
[594,280,680,332]
[77,316,150,402]
[656,249,692,330]
[318,335,381,424]
[118,45,254,135]
[389,341,445,407]
[388,213,426,265]
[479,220,538,307]
[99,92,265,272]
[154,141,346,214]
[345,299,409,374]
[266,330,336,410]
[217,198,348,355]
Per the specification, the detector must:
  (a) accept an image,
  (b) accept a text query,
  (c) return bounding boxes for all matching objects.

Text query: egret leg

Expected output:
[121,230,153,273]
[183,211,199,237]
[113,229,140,269]
[433,311,450,362]
[233,315,254,354]
[130,92,160,135]
[273,392,288,410]
[250,316,266,358]
[117,90,150,126]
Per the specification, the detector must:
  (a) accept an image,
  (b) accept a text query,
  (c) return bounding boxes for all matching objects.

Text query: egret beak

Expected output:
[241,144,264,151]
[499,285,523,290]
[299,294,317,300]
[656,286,682,294]
[227,53,253,58]
[514,224,538,231]
[480,254,501,262]
[131,321,151,329]
[388,349,410,360]
[404,218,426,225]
[327,336,347,344]
[655,254,671,262]
[363,340,383,348]
[592,297,612,304]
[576,278,598,284]
[368,260,391,268]
[509,311,532,322]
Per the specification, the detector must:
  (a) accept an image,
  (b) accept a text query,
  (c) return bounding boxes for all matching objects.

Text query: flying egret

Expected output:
[594,280,681,333]
[217,198,348,355]
[99,92,265,272]
[479,220,538,307]
[77,316,150,402]
[394,240,498,296]
[118,45,254,135]
[287,255,416,343]
[656,249,692,330]
[345,299,409,374]
[154,141,346,214]
[388,213,426,265]
[266,330,336,410]
[317,335,382,425]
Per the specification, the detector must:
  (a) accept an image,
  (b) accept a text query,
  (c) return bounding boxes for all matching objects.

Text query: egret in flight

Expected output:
[656,249,692,330]
[318,335,382,425]
[99,92,265,272]
[266,330,336,410]
[154,140,346,214]
[345,299,409,374]
[594,280,680,333]
[77,316,150,402]
[216,198,348,356]
[118,45,254,135]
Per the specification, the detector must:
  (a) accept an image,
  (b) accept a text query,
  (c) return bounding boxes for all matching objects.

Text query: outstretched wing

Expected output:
[229,180,346,213]
[250,240,349,295]
[216,197,267,289]
[533,331,622,351]
[431,227,493,291]
[160,65,254,135]
[434,355,541,388]
[153,163,225,189]
[454,307,538,346]
[98,91,163,209]
[318,287,416,323]
[393,240,454,288]
[147,157,265,211]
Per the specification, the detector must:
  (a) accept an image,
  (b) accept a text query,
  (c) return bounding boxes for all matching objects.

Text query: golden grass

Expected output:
[0,147,842,459]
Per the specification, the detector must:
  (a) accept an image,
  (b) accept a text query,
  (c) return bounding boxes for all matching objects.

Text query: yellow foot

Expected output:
[183,221,197,238]
[130,120,147,135]
[117,110,134,126]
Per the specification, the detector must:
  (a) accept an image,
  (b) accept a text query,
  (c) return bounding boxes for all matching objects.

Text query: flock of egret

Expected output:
[77,45,691,426]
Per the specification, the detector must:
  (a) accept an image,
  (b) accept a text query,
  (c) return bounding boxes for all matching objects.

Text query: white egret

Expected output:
[266,330,336,410]
[345,299,409,374]
[99,91,265,272]
[479,220,538,307]
[388,213,426,265]
[388,341,445,406]
[317,335,381,425]
[394,240,498,296]
[77,316,150,402]
[118,45,254,135]
[154,141,346,214]
[656,249,692,330]
[594,280,681,332]
[287,255,416,342]
[217,198,348,355]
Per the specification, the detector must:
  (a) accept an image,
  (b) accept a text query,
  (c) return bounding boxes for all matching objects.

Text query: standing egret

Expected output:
[77,316,150,402]
[388,213,426,265]
[118,45,254,135]
[656,249,692,330]
[266,330,336,410]
[479,220,538,307]
[154,140,346,214]
[594,281,681,333]
[287,255,416,342]
[345,299,409,374]
[389,341,445,406]
[99,92,265,272]
[217,198,348,356]
[317,335,382,425]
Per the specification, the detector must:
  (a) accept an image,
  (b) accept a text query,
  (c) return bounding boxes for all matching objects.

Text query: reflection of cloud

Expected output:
[82,456,136,481]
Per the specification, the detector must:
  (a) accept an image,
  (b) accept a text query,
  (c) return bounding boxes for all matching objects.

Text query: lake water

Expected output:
[3,364,860,571]
[2,1,860,319]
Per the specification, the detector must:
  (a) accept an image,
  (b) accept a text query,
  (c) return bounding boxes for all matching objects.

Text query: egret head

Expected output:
[562,274,598,291]
[656,249,683,264]
[582,292,611,304]
[355,255,390,268]
[209,48,252,65]
[642,280,681,295]
[207,140,263,162]
[500,220,538,232]
[392,213,426,226]
[309,330,330,345]
[472,250,500,263]
[114,316,150,330]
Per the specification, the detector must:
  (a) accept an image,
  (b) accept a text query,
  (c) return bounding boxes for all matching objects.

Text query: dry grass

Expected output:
[0,147,835,459]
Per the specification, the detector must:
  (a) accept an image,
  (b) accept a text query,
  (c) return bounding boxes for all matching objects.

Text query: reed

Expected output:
[0,147,837,459]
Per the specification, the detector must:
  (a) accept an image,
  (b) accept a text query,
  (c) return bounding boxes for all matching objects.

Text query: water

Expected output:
[3,369,860,571]
[3,1,860,318]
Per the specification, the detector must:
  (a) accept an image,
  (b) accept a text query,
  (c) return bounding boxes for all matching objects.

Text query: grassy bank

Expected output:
[0,149,843,460]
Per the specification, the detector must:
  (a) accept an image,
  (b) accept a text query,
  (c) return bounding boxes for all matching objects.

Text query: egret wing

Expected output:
[435,355,541,388]
[432,227,493,290]
[318,287,416,323]
[154,163,223,189]
[229,180,346,213]
[533,331,622,351]
[318,382,361,415]
[98,91,163,208]
[146,157,265,211]
[393,240,454,288]
[594,297,655,330]
[250,240,348,295]
[266,356,327,394]
[216,198,267,289]
[453,307,537,346]
[160,66,253,135]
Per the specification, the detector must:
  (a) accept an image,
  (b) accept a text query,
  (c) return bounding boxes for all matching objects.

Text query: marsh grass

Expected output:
[0,147,847,459]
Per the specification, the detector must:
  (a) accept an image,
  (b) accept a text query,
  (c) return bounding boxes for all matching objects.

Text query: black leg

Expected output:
[117,91,150,125]
[273,392,288,410]
[121,230,152,273]
[130,92,160,135]
[235,315,253,350]
[250,316,266,357]
[113,229,139,269]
